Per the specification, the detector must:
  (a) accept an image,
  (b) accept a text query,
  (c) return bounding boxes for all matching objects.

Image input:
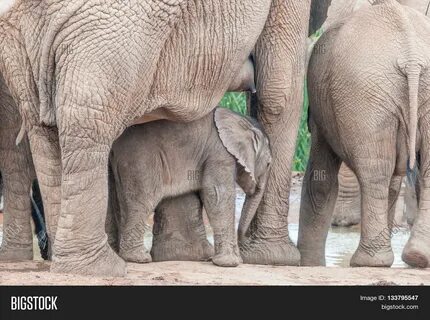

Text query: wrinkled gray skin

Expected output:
[149,57,256,262]
[151,193,214,262]
[0,0,310,276]
[228,57,257,94]
[332,163,361,227]
[300,0,430,268]
[404,178,419,226]
[109,108,272,267]
[0,73,36,261]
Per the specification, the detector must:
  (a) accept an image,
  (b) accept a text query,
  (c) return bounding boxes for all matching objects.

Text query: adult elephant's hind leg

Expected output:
[297,124,341,266]
[151,193,214,262]
[402,123,430,268]
[402,176,430,268]
[240,0,310,266]
[350,149,396,267]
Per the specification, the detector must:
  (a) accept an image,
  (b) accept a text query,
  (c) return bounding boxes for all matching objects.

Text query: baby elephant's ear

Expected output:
[214,108,262,185]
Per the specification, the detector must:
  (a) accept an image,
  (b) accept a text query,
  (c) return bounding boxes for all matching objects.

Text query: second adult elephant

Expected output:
[300,0,430,268]
[328,0,430,228]
[0,0,310,276]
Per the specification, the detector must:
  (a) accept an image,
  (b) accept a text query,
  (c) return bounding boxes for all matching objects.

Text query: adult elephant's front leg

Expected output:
[50,116,126,276]
[240,0,310,265]
[0,140,34,261]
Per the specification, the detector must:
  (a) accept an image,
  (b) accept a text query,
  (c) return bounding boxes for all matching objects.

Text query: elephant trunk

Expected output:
[238,170,269,244]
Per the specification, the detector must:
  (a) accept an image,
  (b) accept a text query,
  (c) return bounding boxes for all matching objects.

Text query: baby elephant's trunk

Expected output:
[238,170,269,243]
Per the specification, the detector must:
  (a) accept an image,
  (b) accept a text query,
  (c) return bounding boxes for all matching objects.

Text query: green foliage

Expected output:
[220,87,310,172]
[293,82,310,172]
[219,92,247,115]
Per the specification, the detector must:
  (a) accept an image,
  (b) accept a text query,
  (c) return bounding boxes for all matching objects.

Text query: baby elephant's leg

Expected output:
[201,163,241,267]
[118,209,152,263]
[116,188,152,264]
[151,193,214,262]
[332,163,361,227]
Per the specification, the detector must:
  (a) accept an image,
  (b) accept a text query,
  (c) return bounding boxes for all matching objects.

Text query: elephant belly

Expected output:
[144,0,271,122]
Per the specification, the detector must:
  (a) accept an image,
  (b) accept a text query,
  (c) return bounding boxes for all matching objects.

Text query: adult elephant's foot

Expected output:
[350,244,394,267]
[0,245,33,262]
[402,240,430,268]
[151,234,214,262]
[51,243,126,277]
[240,237,300,266]
[119,245,152,264]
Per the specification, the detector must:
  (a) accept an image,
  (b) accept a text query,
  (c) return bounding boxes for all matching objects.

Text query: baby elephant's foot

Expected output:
[350,244,394,267]
[0,245,33,262]
[402,239,430,268]
[151,238,214,262]
[212,248,242,267]
[120,245,152,264]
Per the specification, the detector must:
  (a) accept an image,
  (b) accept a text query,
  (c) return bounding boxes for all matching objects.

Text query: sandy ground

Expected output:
[0,261,429,285]
[0,173,428,286]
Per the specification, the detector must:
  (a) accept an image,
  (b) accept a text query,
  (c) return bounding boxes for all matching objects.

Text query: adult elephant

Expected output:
[326,0,430,227]
[0,0,310,276]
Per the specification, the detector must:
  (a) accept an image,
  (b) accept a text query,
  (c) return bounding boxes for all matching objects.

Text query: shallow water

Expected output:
[232,190,411,268]
[0,190,411,268]
[287,224,410,268]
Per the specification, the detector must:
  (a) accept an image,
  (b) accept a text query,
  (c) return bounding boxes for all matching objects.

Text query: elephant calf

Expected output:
[109,108,272,267]
[300,0,430,268]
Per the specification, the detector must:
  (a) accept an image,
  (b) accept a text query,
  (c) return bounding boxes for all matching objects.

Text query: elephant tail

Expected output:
[392,0,424,170]
[404,63,421,170]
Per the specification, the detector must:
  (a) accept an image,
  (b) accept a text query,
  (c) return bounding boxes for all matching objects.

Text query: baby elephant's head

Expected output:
[214,108,272,194]
[214,108,272,241]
